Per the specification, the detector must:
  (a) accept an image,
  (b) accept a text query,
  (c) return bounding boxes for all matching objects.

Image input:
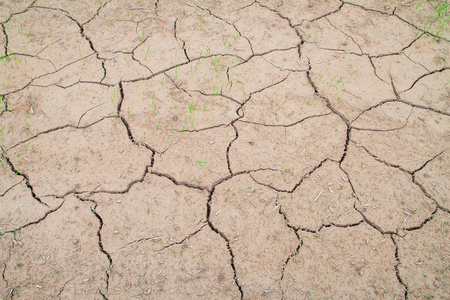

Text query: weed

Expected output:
[413,2,423,13]
[195,161,206,167]
[330,74,338,83]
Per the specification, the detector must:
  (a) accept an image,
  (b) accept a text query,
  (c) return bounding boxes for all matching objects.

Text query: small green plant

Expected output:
[188,102,197,113]
[195,161,206,167]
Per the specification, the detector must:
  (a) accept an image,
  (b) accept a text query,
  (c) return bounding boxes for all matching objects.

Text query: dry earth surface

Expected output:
[0,0,449,299]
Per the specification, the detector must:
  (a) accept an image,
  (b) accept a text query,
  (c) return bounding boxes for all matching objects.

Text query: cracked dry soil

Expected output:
[0,0,449,299]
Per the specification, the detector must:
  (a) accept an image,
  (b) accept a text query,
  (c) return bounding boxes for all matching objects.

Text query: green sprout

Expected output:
[188,102,197,113]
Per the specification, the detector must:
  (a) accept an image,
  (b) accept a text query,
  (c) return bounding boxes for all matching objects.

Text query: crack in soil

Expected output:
[353,107,413,132]
[310,1,345,23]
[1,23,7,57]
[206,187,244,300]
[390,235,409,299]
[251,158,329,193]
[173,17,190,62]
[354,141,412,174]
[404,205,439,231]
[226,123,238,176]
[238,112,332,128]
[157,224,207,252]
[77,197,113,293]
[276,197,303,283]
[305,59,350,125]
[393,8,450,43]
[151,170,210,192]
[0,200,64,237]
[0,180,22,197]
[401,66,450,93]
[412,174,450,214]
[0,151,49,207]
[55,275,76,297]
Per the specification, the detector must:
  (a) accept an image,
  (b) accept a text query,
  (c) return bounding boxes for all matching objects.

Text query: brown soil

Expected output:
[1,0,449,299]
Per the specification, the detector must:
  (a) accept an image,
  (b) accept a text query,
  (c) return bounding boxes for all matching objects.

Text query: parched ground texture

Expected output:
[0,0,449,299]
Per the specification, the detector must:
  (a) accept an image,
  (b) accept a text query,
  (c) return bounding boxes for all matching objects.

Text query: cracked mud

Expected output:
[1,0,449,299]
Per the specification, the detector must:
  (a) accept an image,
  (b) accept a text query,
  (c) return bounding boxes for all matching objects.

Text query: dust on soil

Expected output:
[1,0,449,299]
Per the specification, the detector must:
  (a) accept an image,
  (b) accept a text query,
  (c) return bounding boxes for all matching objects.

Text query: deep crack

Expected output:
[276,197,302,283]
[206,187,244,300]
[390,235,409,299]
[89,203,113,293]
[0,152,49,207]
[226,123,238,176]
